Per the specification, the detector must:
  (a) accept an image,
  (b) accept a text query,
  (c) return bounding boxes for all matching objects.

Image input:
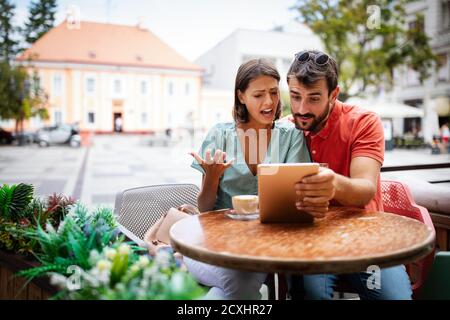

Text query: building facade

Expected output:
[16,20,203,133]
[196,22,324,92]
[393,0,450,143]
[194,22,323,126]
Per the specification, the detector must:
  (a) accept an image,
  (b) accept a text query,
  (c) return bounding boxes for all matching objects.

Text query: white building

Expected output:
[392,0,450,143]
[197,22,324,92]
[194,22,324,126]
[15,20,203,134]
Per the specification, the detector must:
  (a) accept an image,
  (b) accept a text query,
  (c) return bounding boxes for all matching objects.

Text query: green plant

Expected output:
[0,183,34,220]
[0,217,35,253]
[17,204,123,280]
[50,244,205,300]
[42,193,76,226]
[0,184,75,254]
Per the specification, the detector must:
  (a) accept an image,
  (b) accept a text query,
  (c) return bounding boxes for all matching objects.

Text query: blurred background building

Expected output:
[16,19,203,134]
[196,21,323,125]
[392,0,450,143]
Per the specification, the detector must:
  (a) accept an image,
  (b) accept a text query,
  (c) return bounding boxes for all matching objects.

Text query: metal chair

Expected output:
[380,180,436,299]
[114,183,200,246]
[114,183,281,300]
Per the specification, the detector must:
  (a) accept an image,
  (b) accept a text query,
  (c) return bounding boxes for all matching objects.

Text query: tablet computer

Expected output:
[258,163,319,223]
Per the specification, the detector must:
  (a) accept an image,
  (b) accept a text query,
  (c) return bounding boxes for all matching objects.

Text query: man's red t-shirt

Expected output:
[304,100,385,211]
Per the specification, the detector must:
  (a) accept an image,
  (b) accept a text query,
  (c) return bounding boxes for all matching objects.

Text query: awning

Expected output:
[345,97,424,118]
[434,96,450,116]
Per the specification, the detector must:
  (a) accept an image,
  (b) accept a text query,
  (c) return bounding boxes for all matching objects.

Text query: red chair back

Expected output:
[381,180,435,299]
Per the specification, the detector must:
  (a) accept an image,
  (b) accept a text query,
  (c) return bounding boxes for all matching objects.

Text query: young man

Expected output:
[288,50,412,300]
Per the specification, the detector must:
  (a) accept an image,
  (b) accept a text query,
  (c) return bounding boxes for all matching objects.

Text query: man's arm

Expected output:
[333,156,380,206]
[295,156,381,210]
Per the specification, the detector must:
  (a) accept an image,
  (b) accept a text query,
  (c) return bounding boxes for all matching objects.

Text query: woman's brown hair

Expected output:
[233,58,282,123]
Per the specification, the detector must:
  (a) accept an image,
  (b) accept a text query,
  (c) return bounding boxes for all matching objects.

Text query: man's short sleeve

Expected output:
[351,113,384,165]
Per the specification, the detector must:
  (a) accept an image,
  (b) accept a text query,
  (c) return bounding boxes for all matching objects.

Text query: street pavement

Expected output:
[1,133,449,210]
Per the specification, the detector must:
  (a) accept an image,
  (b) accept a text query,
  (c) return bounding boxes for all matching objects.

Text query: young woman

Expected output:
[187,58,312,299]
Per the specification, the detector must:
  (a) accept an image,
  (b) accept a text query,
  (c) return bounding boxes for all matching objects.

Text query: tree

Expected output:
[292,0,436,99]
[0,0,19,62]
[0,62,48,135]
[23,0,58,46]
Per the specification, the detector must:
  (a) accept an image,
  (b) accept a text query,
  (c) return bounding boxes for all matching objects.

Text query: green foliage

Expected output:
[0,0,19,62]
[0,184,74,255]
[281,90,291,117]
[292,0,437,97]
[18,204,122,280]
[0,183,34,220]
[41,193,76,226]
[0,63,49,135]
[23,0,58,45]
[1,183,203,300]
[0,217,36,254]
[50,244,205,300]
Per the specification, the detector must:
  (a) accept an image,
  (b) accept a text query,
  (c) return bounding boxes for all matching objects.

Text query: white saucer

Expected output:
[225,209,259,221]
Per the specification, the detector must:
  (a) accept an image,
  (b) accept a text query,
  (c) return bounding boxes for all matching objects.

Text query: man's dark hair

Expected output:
[233,58,282,123]
[287,50,339,95]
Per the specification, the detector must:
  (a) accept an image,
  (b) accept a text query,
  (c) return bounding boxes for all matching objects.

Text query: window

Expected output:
[141,81,147,94]
[442,1,450,29]
[114,79,122,94]
[141,112,147,124]
[88,112,95,124]
[86,78,95,93]
[168,82,174,95]
[54,110,62,125]
[53,74,62,95]
[437,54,449,82]
[185,83,190,95]
[406,68,420,86]
[31,73,41,93]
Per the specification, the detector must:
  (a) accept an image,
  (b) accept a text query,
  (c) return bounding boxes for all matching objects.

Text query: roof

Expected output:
[17,20,202,72]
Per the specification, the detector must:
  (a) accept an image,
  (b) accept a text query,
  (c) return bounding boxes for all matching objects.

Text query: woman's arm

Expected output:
[191,149,234,212]
[197,174,220,212]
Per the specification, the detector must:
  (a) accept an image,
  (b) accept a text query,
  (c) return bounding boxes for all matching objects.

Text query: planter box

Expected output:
[0,249,58,300]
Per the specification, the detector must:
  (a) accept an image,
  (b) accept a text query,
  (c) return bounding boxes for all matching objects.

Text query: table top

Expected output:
[170,207,435,274]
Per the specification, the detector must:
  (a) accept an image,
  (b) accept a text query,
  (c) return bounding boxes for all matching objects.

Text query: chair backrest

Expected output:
[418,251,450,300]
[380,180,436,298]
[114,184,199,246]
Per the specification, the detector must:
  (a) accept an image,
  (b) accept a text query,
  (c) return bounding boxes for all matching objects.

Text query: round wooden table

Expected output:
[170,207,435,274]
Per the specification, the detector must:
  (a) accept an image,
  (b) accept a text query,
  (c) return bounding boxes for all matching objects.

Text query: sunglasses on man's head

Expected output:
[295,51,329,66]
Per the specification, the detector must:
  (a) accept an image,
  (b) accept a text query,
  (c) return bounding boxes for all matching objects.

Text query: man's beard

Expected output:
[292,100,332,133]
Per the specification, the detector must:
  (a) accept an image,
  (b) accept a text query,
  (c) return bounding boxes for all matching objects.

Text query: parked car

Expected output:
[35,124,81,147]
[0,128,13,145]
[12,131,36,145]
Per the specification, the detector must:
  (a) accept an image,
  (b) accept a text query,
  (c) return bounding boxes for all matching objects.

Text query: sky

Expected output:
[13,0,299,61]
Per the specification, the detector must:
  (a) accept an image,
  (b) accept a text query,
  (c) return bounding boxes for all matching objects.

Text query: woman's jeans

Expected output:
[184,257,267,300]
[301,265,412,300]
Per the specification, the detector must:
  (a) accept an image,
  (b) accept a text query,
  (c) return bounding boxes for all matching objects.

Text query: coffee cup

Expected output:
[232,195,259,215]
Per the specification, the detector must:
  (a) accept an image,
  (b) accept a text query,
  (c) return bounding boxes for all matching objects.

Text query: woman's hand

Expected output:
[190,149,235,179]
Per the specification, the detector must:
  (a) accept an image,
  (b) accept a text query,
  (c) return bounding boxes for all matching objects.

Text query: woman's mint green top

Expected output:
[191,121,311,210]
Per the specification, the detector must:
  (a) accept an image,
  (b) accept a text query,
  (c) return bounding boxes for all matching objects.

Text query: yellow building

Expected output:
[17,20,203,133]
